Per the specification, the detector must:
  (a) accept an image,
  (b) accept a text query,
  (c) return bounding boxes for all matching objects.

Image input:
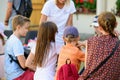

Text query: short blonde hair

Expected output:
[12,15,30,31]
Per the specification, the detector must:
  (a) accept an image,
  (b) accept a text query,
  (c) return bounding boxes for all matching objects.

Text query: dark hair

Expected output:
[98,12,116,37]
[12,15,30,31]
[34,21,58,67]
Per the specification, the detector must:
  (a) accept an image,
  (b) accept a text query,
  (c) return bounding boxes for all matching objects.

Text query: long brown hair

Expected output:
[34,21,58,67]
[98,12,116,37]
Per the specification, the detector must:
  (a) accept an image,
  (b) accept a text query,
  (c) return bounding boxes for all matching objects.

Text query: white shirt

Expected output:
[31,42,58,80]
[4,34,24,80]
[41,0,76,51]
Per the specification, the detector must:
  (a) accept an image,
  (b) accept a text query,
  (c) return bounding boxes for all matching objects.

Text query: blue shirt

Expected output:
[4,34,24,80]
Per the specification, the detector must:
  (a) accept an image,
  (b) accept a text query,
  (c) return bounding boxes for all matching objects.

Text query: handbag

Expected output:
[84,40,120,80]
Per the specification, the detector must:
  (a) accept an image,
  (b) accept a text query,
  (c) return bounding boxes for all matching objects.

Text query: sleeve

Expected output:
[41,1,51,16]
[77,50,85,62]
[13,40,24,56]
[31,43,36,55]
[69,0,76,14]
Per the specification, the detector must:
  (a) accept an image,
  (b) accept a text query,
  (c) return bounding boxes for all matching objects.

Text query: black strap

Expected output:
[12,0,19,14]
[84,40,120,80]
[8,54,19,63]
[8,54,27,71]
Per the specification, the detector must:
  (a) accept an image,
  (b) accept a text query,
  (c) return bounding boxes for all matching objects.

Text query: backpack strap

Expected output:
[8,54,27,71]
[66,58,71,64]
[84,40,120,80]
[8,54,19,63]
[12,0,22,14]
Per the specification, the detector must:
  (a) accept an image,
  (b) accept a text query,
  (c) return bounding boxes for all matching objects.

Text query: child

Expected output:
[0,22,5,79]
[4,15,32,80]
[90,15,102,36]
[25,21,58,80]
[55,26,85,79]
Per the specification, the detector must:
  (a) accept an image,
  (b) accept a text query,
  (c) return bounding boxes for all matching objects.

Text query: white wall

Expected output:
[73,14,120,34]
[106,0,117,13]
[0,0,7,23]
[73,14,95,34]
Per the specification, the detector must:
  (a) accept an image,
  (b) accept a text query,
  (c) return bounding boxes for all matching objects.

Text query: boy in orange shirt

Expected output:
[55,26,85,79]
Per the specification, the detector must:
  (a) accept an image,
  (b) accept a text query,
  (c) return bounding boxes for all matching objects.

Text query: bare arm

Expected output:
[17,55,26,69]
[66,14,73,26]
[84,40,88,69]
[4,2,13,26]
[39,14,47,25]
[25,52,36,71]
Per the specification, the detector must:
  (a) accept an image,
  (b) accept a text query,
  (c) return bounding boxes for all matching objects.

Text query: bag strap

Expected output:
[8,54,27,71]
[84,40,120,80]
[12,0,17,12]
[66,58,71,64]
[12,0,22,14]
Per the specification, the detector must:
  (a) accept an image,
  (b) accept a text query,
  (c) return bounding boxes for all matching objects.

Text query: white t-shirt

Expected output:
[4,34,24,80]
[31,42,58,80]
[41,0,76,52]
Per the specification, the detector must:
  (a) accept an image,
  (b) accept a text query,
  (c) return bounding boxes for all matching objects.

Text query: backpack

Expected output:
[56,59,79,80]
[13,0,33,18]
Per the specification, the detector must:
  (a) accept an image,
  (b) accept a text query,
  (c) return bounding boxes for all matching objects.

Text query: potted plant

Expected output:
[88,0,96,13]
[73,0,83,13]
[82,1,89,13]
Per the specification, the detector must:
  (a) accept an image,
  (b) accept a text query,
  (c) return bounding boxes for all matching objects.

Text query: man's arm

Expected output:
[4,2,13,26]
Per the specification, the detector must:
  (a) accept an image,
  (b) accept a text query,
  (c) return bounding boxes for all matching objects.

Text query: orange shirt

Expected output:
[56,44,85,72]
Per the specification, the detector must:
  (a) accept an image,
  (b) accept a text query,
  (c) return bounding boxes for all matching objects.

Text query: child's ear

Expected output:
[16,25,21,30]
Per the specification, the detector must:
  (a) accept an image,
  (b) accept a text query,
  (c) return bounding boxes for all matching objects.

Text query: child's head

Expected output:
[63,26,79,43]
[98,12,117,37]
[34,21,58,67]
[12,15,30,36]
[90,15,101,36]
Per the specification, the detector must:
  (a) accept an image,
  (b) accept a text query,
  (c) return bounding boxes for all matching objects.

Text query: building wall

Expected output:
[0,0,7,23]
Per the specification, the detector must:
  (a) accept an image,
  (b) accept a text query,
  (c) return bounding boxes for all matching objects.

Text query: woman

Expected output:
[40,0,76,53]
[78,12,120,80]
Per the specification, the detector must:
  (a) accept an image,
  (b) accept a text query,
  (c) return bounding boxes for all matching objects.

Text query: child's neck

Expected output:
[66,42,77,46]
[56,2,65,9]
[13,31,21,39]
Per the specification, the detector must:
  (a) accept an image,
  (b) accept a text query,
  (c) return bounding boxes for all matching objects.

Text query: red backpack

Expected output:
[56,59,79,80]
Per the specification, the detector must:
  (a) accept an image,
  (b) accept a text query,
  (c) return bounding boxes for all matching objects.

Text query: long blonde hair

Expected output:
[34,21,58,67]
